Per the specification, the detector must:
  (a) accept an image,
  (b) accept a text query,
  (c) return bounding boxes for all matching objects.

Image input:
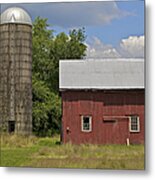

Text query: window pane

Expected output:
[83,123,89,130]
[83,117,89,124]
[130,116,139,132]
[82,116,91,131]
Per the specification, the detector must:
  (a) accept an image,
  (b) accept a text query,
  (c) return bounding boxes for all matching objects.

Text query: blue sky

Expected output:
[1,1,145,58]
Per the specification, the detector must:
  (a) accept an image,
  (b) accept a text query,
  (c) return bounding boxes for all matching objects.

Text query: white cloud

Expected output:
[119,35,145,58]
[86,35,144,58]
[86,37,121,58]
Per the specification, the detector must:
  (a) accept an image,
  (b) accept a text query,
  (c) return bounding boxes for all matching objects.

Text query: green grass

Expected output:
[0,134,144,169]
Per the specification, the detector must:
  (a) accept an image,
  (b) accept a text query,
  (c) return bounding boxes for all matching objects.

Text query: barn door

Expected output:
[111,118,129,144]
[103,118,129,144]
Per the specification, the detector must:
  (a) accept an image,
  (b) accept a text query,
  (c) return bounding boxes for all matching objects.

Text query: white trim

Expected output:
[60,59,144,62]
[59,86,144,91]
[129,116,140,132]
[81,116,92,132]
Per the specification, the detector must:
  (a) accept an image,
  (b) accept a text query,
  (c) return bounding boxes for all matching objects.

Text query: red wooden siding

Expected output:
[61,90,144,145]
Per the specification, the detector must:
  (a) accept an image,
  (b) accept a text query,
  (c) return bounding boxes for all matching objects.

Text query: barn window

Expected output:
[81,116,92,132]
[129,116,140,132]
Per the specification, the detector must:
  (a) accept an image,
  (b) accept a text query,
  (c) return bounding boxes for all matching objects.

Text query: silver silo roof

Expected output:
[0,7,32,25]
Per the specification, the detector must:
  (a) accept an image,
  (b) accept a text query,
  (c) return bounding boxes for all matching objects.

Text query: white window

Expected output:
[81,116,92,132]
[129,116,140,132]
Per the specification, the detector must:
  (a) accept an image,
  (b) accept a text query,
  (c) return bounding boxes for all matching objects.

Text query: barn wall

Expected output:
[61,90,144,144]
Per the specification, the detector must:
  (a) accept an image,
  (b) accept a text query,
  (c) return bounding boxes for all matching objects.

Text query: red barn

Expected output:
[59,59,144,145]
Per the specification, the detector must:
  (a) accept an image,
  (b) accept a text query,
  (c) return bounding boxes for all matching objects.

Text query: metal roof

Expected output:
[0,7,32,25]
[59,59,144,90]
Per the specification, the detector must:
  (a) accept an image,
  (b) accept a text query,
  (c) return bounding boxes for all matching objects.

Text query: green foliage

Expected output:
[32,17,87,136]
[32,17,53,82]
[67,28,87,59]
[32,75,61,136]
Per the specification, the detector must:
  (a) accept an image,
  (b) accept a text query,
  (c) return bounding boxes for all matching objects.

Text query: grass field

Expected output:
[0,134,144,170]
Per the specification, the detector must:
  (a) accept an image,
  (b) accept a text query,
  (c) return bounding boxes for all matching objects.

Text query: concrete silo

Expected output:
[0,7,32,135]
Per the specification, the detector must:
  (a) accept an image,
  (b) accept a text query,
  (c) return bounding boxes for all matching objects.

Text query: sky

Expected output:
[0,0,145,58]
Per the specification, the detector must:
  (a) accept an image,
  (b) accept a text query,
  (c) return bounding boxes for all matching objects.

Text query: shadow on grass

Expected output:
[55,141,61,145]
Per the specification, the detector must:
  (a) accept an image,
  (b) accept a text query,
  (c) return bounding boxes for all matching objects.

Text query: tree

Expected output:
[32,17,87,136]
[32,75,61,136]
[32,17,53,82]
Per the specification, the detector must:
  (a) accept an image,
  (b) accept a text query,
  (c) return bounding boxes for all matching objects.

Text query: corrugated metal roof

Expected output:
[0,7,32,25]
[59,59,144,90]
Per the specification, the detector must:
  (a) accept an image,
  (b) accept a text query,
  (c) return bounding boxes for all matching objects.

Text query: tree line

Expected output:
[32,17,87,136]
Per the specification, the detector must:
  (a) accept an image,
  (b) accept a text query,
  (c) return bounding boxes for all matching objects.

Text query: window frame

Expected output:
[81,115,92,132]
[129,116,140,133]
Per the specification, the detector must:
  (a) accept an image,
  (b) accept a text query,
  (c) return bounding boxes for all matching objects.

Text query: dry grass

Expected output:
[0,133,38,148]
[31,143,144,169]
[0,134,145,169]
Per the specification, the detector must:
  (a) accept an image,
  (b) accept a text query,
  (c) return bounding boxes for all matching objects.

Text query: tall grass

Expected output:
[0,134,144,169]
[0,133,38,148]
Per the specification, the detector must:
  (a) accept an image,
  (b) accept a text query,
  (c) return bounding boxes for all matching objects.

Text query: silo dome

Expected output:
[0,7,32,25]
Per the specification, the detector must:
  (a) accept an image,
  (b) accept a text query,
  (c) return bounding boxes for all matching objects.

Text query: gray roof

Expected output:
[59,59,144,90]
[0,7,32,25]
